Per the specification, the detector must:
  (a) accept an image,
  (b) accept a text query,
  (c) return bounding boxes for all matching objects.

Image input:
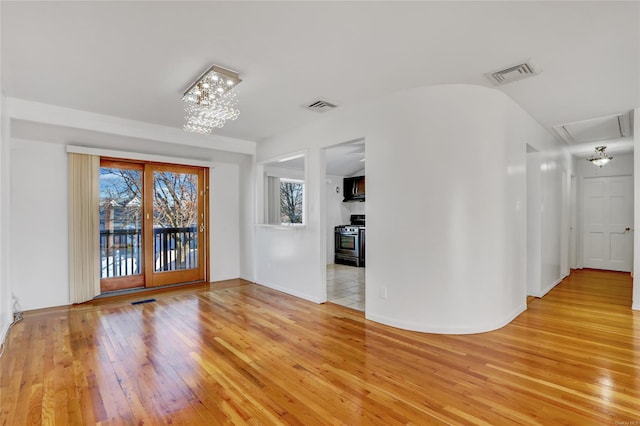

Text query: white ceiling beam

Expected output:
[6,97,256,155]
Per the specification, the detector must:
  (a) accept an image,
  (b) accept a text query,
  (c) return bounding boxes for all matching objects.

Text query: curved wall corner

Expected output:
[363,84,528,334]
[255,84,549,334]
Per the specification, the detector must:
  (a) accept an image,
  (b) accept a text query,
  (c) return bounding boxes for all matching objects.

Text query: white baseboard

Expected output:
[255,281,326,304]
[539,276,565,298]
[0,320,10,348]
[365,303,527,335]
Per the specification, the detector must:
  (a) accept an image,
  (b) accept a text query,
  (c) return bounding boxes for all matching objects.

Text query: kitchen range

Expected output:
[335,214,365,267]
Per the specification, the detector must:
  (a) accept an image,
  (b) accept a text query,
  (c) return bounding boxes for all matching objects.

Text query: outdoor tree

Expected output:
[99,168,199,271]
[280,181,303,224]
[99,168,143,230]
[152,172,198,229]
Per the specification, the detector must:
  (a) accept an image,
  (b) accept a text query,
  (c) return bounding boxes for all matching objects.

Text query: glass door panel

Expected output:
[146,165,205,287]
[99,161,144,292]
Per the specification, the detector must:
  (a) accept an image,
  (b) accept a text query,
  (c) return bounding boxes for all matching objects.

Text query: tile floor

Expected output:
[326,263,365,311]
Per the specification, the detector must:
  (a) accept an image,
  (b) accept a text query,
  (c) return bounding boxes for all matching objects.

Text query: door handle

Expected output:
[625,227,632,231]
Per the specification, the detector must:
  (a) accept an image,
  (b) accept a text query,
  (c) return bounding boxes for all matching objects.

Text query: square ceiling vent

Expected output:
[304,99,338,113]
[485,59,542,86]
[553,112,632,145]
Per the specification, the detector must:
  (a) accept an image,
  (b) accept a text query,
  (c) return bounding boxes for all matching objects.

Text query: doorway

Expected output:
[582,175,633,272]
[324,140,366,311]
[99,159,208,292]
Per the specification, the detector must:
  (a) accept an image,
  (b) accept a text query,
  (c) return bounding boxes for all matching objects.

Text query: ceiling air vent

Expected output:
[485,59,541,86]
[305,99,338,113]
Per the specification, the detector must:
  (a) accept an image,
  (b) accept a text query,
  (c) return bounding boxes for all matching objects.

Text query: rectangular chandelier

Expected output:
[182,65,242,134]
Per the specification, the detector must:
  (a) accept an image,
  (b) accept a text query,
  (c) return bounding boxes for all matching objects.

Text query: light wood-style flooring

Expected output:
[1,269,639,425]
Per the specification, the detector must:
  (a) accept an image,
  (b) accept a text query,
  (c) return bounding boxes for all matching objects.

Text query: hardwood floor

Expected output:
[1,269,639,425]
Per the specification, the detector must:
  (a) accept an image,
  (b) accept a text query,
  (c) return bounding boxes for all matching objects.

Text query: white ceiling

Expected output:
[2,1,639,153]
[325,140,365,177]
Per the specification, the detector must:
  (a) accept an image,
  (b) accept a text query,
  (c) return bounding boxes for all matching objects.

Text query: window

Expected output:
[279,179,304,224]
[260,153,306,226]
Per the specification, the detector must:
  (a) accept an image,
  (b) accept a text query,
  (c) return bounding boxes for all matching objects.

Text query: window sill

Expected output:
[255,223,307,230]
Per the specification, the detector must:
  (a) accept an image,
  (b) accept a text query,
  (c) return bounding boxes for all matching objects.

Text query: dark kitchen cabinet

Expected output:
[343,176,365,202]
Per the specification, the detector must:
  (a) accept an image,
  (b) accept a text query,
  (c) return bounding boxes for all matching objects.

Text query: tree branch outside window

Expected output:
[280,180,303,224]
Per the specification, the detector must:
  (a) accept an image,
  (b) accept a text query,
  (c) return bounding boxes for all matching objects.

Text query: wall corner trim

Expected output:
[536,276,565,299]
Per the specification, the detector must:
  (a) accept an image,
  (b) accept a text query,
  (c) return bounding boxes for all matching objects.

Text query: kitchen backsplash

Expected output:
[347,201,366,215]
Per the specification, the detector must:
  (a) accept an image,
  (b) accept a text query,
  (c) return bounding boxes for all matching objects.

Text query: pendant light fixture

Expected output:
[587,145,613,168]
[182,65,242,134]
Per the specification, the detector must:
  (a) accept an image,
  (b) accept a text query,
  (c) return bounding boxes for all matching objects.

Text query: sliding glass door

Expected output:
[99,160,207,292]
[99,161,144,291]
[146,164,206,287]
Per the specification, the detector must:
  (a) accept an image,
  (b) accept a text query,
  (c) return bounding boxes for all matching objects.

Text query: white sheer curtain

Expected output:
[267,176,281,224]
[68,153,100,303]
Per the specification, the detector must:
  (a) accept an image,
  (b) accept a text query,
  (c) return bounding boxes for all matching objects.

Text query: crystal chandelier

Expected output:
[587,145,613,168]
[182,65,242,134]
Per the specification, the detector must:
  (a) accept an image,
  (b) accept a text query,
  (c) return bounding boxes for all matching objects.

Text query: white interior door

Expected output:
[583,175,633,272]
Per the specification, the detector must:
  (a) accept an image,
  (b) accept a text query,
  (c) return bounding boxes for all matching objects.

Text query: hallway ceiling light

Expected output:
[587,145,613,168]
[182,65,242,134]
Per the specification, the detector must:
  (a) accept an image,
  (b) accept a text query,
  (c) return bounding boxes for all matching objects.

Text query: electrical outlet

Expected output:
[379,287,387,299]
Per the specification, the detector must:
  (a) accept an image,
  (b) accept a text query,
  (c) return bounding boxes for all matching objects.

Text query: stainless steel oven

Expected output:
[335,225,361,266]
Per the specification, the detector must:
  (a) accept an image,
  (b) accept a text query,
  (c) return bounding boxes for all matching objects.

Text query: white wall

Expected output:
[538,152,565,296]
[254,148,326,302]
[11,139,69,310]
[526,151,542,296]
[345,201,366,216]
[210,162,241,281]
[514,107,569,299]
[634,108,640,310]
[254,84,568,333]
[577,151,634,178]
[238,155,256,282]
[0,12,14,342]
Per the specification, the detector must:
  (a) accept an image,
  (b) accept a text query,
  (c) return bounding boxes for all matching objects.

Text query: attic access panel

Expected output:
[553,112,632,145]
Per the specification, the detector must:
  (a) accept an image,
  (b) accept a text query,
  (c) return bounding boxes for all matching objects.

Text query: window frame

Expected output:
[257,151,307,228]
